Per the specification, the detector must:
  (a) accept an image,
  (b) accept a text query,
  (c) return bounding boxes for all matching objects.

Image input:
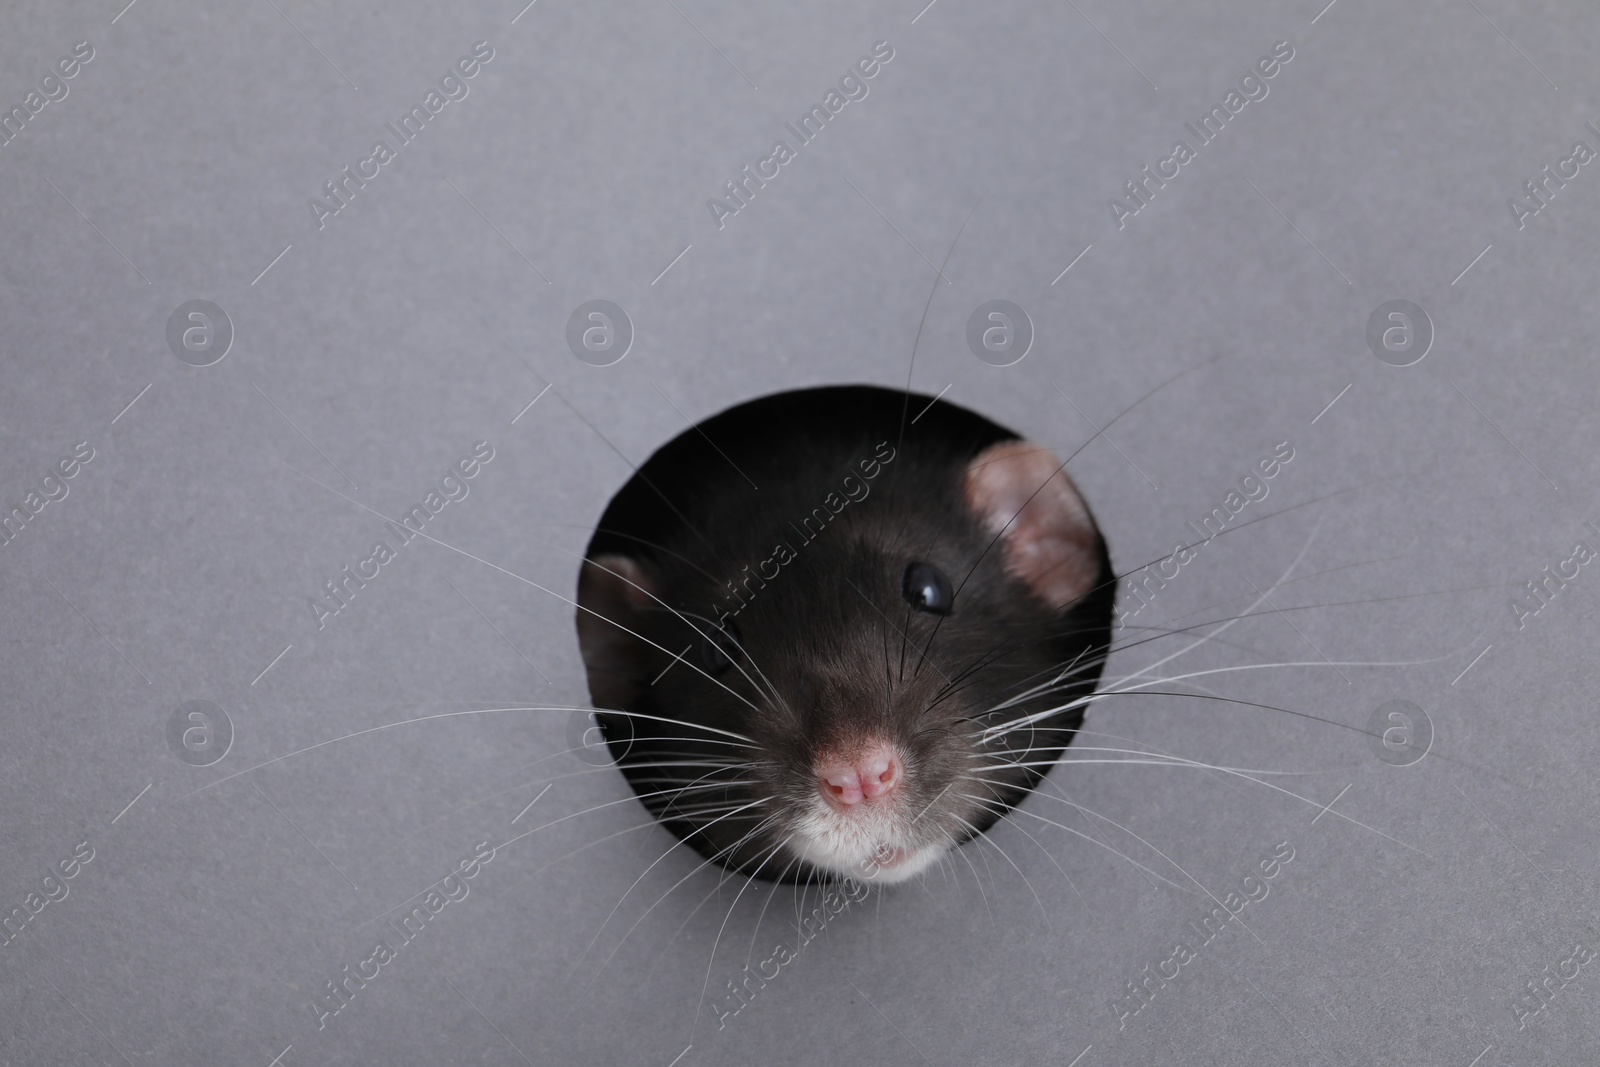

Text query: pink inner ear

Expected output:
[962,440,1101,611]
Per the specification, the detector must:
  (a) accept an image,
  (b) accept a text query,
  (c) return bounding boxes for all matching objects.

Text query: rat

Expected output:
[575,384,1114,885]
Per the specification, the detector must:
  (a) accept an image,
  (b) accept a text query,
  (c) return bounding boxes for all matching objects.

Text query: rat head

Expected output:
[575,386,1113,885]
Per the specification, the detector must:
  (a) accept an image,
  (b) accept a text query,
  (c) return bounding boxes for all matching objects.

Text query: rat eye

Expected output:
[699,619,742,675]
[902,561,954,615]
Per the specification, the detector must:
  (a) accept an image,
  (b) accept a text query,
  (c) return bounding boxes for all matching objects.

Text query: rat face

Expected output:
[575,387,1113,885]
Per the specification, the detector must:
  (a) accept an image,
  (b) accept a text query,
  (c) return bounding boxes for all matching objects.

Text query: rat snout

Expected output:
[816,745,901,807]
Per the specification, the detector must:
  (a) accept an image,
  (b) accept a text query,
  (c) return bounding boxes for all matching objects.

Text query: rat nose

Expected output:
[817,747,901,806]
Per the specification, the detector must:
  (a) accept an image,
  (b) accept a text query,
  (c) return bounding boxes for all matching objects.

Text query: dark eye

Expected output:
[699,618,742,675]
[902,561,954,615]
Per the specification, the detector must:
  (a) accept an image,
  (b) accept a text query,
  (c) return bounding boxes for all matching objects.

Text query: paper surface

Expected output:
[1,1,1596,1064]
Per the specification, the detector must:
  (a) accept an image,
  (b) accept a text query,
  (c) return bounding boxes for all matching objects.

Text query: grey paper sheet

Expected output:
[2,1,1598,1064]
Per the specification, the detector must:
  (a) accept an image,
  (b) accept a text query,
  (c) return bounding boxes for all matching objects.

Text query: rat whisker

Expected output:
[570,706,760,747]
[970,691,1099,745]
[527,759,751,803]
[638,855,759,991]
[1043,723,1331,796]
[676,606,792,719]
[276,475,763,720]
[970,756,1307,776]
[540,815,715,873]
[1036,750,1428,854]
[603,811,788,984]
[576,799,773,985]
[934,617,1105,703]
[1115,516,1325,694]
[1211,550,1409,596]
[176,703,695,797]
[1029,790,1273,943]
[652,833,776,962]
[745,855,804,969]
[975,683,1324,750]
[938,823,998,930]
[958,641,1105,716]
[655,765,763,823]
[1153,549,1422,630]
[534,804,773,889]
[645,803,765,824]
[448,720,761,823]
[1105,623,1285,666]
[967,527,1328,749]
[560,755,749,772]
[936,848,958,892]
[554,389,736,570]
[1026,686,1496,775]
[1046,477,1397,633]
[1007,803,1196,897]
[887,194,985,497]
[955,784,1098,920]
[945,808,1053,932]
[577,555,768,715]
[792,865,818,934]
[582,525,729,586]
[899,602,913,685]
[954,786,1193,895]
[692,835,794,1031]
[843,575,952,684]
[934,484,1403,735]
[406,755,750,840]
[514,780,758,844]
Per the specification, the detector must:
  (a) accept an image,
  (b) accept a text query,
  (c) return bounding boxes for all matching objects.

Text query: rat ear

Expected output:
[962,440,1102,611]
[576,554,657,709]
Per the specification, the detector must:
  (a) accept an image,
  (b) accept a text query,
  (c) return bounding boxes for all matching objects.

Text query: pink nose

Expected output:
[817,747,901,806]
